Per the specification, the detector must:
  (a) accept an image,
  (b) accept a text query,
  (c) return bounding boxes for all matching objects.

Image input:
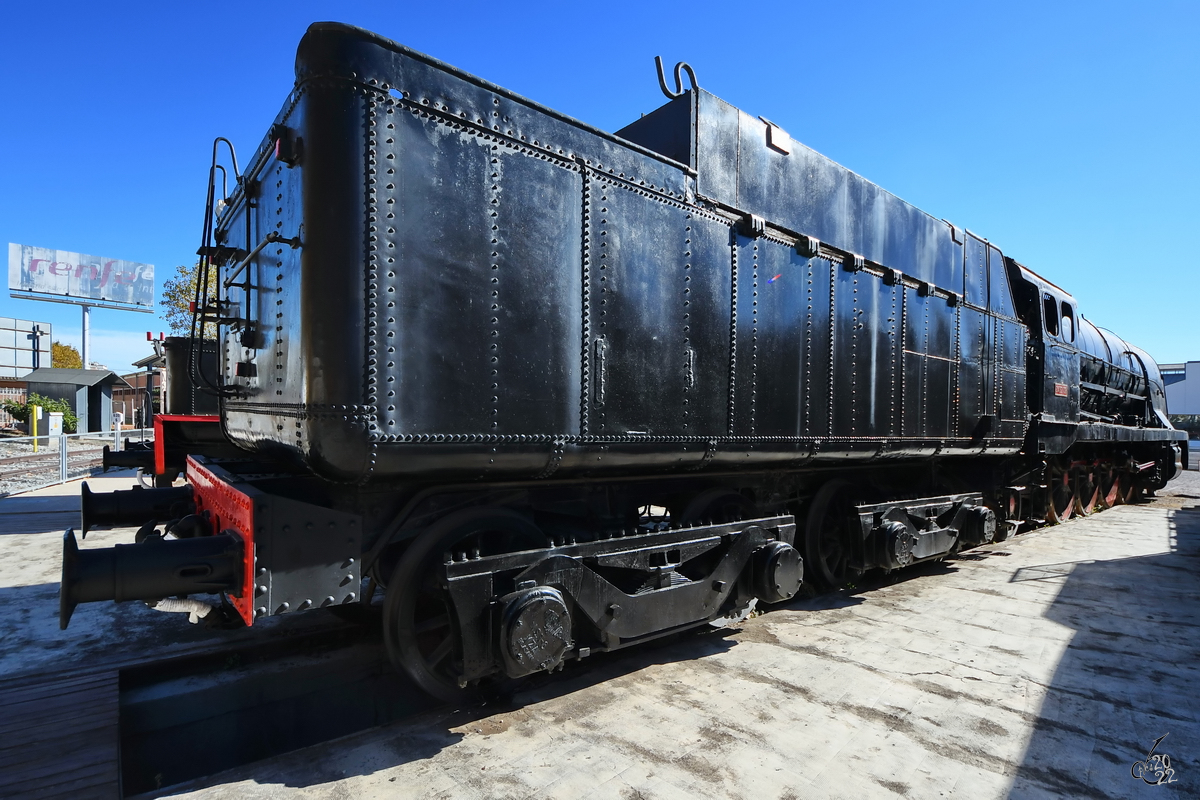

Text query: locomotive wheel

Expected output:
[805,480,857,591]
[1118,472,1136,504]
[1074,469,1101,516]
[993,491,1021,541]
[383,507,546,702]
[1097,466,1123,509]
[674,488,758,525]
[1046,469,1076,525]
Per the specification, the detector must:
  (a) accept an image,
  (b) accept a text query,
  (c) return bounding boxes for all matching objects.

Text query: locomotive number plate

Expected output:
[1054,383,1069,397]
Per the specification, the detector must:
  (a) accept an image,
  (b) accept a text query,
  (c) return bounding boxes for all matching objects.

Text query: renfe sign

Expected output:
[8,243,154,311]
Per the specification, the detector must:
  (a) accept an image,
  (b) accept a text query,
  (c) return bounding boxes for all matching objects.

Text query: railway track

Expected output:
[0,608,437,799]
[0,451,108,498]
[0,448,104,479]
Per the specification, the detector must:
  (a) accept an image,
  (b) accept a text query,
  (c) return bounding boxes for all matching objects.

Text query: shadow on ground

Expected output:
[151,623,740,797]
[1009,506,1200,798]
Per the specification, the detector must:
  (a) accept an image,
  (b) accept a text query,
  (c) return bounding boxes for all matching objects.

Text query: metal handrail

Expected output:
[0,429,153,446]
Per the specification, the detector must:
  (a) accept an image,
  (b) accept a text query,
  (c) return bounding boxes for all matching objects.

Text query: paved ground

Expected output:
[3,472,1197,799]
[0,472,337,679]
[163,473,1198,800]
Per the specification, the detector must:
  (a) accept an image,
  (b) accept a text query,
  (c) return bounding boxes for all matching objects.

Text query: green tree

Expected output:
[161,261,218,338]
[51,341,82,369]
[1,393,78,433]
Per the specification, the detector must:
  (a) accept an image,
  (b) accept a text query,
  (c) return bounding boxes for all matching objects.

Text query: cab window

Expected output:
[1060,302,1075,342]
[1043,293,1059,337]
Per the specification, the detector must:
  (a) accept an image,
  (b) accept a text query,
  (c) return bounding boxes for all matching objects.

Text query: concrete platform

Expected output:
[2,474,1197,798]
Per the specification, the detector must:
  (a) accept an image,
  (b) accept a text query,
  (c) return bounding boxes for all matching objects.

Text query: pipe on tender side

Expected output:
[59,529,242,629]
[80,482,194,536]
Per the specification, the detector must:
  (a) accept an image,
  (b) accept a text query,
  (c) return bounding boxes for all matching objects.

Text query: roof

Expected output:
[1014,262,1075,302]
[20,368,132,388]
[132,352,164,369]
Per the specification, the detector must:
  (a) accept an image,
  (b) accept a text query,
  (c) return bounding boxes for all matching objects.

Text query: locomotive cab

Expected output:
[1006,259,1182,512]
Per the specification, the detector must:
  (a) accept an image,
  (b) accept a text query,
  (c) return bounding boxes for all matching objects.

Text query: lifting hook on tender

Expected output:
[654,56,700,100]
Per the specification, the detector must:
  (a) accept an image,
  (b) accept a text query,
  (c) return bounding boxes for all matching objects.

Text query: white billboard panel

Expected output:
[8,243,154,311]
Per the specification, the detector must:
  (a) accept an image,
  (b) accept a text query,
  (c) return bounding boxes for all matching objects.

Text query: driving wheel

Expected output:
[383,507,546,701]
[1046,468,1076,524]
[1097,465,1123,509]
[805,480,858,590]
[1074,468,1100,516]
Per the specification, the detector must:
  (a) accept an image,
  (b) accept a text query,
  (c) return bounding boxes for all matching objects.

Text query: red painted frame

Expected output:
[186,455,257,626]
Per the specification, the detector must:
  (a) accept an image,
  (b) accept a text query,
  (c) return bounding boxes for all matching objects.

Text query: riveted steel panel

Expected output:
[683,212,734,436]
[902,286,928,439]
[856,270,900,438]
[389,106,496,434]
[374,108,583,438]
[831,266,859,438]
[926,357,952,439]
[802,258,834,439]
[743,237,808,438]
[964,235,988,310]
[957,306,989,437]
[587,179,693,437]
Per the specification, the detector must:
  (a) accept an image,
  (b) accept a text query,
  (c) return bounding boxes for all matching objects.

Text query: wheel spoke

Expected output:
[1099,467,1120,509]
[424,636,453,668]
[414,613,450,636]
[1075,469,1099,516]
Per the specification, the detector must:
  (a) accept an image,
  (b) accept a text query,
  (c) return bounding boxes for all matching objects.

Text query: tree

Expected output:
[51,341,82,369]
[161,261,219,338]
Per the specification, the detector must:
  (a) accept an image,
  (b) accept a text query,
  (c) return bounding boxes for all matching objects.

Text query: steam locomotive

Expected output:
[61,23,1186,701]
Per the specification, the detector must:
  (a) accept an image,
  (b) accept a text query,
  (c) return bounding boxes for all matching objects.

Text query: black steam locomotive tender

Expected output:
[61,23,1186,700]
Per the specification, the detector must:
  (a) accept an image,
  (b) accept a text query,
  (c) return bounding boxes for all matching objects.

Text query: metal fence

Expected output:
[0,428,153,496]
[0,386,26,428]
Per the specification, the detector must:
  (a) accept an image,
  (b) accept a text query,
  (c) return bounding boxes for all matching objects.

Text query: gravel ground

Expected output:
[0,432,151,498]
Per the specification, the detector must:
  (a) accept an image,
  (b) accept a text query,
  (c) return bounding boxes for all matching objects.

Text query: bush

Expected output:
[1,393,78,433]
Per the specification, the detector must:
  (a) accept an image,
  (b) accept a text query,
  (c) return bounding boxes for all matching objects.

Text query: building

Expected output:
[0,317,51,378]
[113,351,163,429]
[1163,362,1200,416]
[20,368,130,433]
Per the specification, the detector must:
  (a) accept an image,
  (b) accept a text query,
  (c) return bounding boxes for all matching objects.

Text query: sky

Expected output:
[1,0,1197,372]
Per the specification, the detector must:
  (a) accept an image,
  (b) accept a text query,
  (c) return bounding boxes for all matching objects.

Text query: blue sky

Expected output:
[1,1,1196,371]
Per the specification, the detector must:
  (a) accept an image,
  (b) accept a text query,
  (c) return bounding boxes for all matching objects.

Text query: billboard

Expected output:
[8,243,154,312]
[0,317,51,378]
